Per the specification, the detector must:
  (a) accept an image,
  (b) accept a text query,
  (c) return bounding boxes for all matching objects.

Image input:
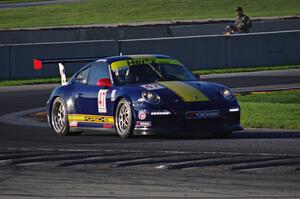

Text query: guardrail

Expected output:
[0,30,299,80]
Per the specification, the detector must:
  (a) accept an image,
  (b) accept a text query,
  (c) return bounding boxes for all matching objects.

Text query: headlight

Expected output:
[221,88,235,101]
[142,91,160,104]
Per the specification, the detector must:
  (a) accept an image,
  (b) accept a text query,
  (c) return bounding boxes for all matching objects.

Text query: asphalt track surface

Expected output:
[0,70,300,198]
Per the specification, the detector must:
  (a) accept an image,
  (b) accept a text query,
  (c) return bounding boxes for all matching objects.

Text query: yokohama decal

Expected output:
[98,89,108,113]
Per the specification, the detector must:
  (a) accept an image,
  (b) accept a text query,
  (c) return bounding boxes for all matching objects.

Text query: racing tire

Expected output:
[115,98,134,138]
[51,97,81,136]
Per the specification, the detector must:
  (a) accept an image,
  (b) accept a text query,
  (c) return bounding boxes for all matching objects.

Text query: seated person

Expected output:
[224,6,252,35]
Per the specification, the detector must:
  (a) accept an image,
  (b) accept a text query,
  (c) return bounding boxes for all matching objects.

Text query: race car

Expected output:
[46,54,242,138]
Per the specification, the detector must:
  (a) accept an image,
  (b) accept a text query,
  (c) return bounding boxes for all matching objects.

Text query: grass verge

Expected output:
[193,65,300,75]
[0,0,43,4]
[0,0,299,29]
[0,77,60,86]
[237,90,300,130]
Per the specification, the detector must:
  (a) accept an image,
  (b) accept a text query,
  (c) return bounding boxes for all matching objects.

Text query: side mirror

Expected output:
[97,78,112,87]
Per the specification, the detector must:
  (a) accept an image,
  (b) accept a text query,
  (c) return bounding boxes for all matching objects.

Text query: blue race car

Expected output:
[47,54,242,138]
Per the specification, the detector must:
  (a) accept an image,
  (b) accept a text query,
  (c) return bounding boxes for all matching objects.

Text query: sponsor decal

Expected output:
[126,57,156,67]
[103,124,113,129]
[140,83,164,90]
[138,111,147,120]
[111,90,117,101]
[68,114,114,124]
[110,58,183,71]
[98,89,108,113]
[69,121,78,127]
[186,110,220,119]
[135,121,151,128]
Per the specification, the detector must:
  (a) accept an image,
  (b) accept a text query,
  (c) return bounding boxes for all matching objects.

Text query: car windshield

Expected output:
[111,59,197,85]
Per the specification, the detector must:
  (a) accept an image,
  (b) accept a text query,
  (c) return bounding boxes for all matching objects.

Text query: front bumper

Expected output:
[134,109,242,135]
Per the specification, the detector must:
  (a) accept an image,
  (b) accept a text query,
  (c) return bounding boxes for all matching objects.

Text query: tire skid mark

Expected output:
[59,153,171,167]
[0,149,36,155]
[155,155,289,170]
[111,154,227,168]
[9,152,129,166]
[231,157,300,171]
[0,151,69,162]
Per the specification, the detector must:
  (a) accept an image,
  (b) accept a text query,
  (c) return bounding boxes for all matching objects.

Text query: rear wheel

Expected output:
[115,98,134,138]
[51,97,81,136]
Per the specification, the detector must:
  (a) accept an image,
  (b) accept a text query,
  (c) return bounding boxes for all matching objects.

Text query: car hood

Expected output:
[157,81,222,102]
[123,81,224,103]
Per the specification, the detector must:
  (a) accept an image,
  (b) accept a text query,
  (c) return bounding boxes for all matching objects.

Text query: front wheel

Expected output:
[115,98,134,138]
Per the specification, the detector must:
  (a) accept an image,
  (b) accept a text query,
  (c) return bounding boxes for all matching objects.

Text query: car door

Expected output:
[72,65,91,113]
[74,61,113,116]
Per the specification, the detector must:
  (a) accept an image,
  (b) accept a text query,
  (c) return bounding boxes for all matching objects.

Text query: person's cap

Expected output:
[235,6,243,12]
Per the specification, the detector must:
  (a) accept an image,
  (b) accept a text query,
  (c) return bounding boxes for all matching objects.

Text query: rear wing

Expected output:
[33,57,99,85]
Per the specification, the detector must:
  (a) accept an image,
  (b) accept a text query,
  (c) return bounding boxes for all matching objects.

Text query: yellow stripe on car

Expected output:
[158,81,209,102]
[68,114,114,124]
[110,58,183,71]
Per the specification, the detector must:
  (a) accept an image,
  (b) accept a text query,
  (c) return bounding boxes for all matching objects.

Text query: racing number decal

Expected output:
[98,89,108,113]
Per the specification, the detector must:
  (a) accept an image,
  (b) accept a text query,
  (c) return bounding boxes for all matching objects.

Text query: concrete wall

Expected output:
[227,30,300,67]
[1,30,299,80]
[0,26,172,45]
[0,18,299,45]
[0,46,10,80]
